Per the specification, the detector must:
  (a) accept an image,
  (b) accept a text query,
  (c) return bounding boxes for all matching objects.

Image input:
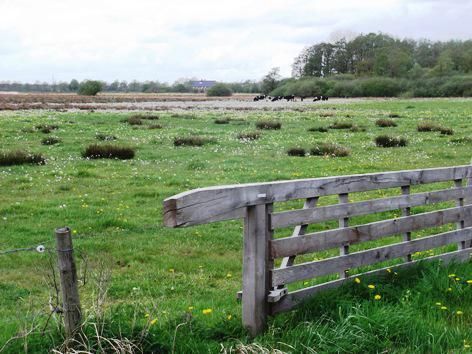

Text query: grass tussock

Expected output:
[96,133,117,141]
[287,147,306,157]
[147,124,163,129]
[35,124,59,134]
[329,121,354,129]
[310,143,350,157]
[129,113,159,120]
[0,150,46,166]
[255,121,281,130]
[417,121,440,132]
[237,132,261,141]
[82,144,135,159]
[450,136,472,144]
[376,119,398,127]
[123,116,143,125]
[388,113,401,118]
[439,127,454,135]
[375,135,408,147]
[41,136,61,145]
[214,118,230,124]
[308,126,329,133]
[173,136,214,147]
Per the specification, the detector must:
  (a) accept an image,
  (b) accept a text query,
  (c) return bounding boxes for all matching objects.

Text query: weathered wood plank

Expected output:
[271,186,472,229]
[271,205,472,259]
[242,203,272,336]
[271,227,472,287]
[401,185,412,262]
[163,165,472,227]
[338,193,349,278]
[271,248,472,315]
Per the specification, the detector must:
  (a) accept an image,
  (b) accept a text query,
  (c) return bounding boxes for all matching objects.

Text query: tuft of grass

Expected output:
[450,136,472,144]
[35,124,59,134]
[308,126,329,133]
[375,135,408,147]
[310,143,350,157]
[129,113,159,120]
[349,125,365,132]
[147,124,163,129]
[96,133,117,141]
[388,113,401,118]
[237,132,261,141]
[329,121,353,129]
[123,116,143,125]
[417,121,440,132]
[41,136,61,145]
[256,121,281,130]
[439,127,454,135]
[0,150,46,166]
[174,136,214,147]
[82,144,135,159]
[214,118,230,124]
[287,147,306,157]
[376,119,398,127]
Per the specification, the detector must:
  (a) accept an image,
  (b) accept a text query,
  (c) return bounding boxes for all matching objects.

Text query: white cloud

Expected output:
[0,0,471,83]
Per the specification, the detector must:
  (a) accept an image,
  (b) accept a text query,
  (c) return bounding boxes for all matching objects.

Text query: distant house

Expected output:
[190,80,216,93]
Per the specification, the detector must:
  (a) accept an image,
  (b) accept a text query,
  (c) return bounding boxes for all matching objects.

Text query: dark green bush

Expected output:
[375,135,408,147]
[206,84,232,97]
[0,150,46,166]
[237,132,261,141]
[310,143,350,157]
[256,121,281,130]
[388,113,401,118]
[174,136,213,147]
[287,148,306,157]
[41,136,61,145]
[82,144,135,159]
[417,122,440,132]
[78,80,103,96]
[376,119,398,127]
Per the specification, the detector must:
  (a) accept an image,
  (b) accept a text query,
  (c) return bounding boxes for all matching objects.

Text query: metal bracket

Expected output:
[267,287,288,303]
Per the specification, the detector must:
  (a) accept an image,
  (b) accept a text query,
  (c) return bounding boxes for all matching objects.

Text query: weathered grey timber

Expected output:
[163,165,472,336]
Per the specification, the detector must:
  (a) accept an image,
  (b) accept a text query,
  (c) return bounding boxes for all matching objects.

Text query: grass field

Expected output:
[0,98,471,353]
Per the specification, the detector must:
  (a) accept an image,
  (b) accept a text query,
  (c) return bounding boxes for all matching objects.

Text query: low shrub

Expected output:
[417,121,440,132]
[329,121,353,129]
[173,136,213,147]
[41,136,61,145]
[256,121,281,130]
[123,116,143,125]
[310,143,350,157]
[237,132,261,141]
[0,150,46,166]
[375,135,408,147]
[129,113,159,120]
[82,144,135,159]
[439,127,454,135]
[308,126,329,133]
[96,133,117,141]
[214,118,230,124]
[376,119,398,127]
[206,83,233,97]
[36,124,59,134]
[78,80,102,96]
[287,148,306,157]
[148,124,163,129]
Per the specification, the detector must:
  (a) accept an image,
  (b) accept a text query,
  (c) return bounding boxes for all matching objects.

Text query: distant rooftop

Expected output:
[191,80,216,88]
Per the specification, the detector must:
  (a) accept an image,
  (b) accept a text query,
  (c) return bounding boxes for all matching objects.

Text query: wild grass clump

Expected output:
[170,113,196,119]
[287,147,306,157]
[450,137,472,144]
[123,116,143,125]
[96,133,117,141]
[237,132,261,141]
[388,113,401,118]
[173,136,213,147]
[35,124,59,134]
[129,113,159,120]
[308,126,329,133]
[41,136,61,145]
[255,121,281,130]
[349,125,365,132]
[214,118,230,124]
[376,119,398,127]
[439,127,454,135]
[82,144,135,159]
[328,121,353,129]
[375,135,408,147]
[310,143,350,157]
[147,124,163,129]
[417,121,440,132]
[0,150,46,166]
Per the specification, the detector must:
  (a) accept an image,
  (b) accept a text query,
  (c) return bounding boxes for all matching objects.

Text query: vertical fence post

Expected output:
[338,193,349,278]
[55,227,81,340]
[242,203,272,336]
[454,179,466,250]
[401,185,412,262]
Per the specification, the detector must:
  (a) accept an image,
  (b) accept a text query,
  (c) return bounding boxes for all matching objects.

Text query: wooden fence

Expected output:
[163,165,472,335]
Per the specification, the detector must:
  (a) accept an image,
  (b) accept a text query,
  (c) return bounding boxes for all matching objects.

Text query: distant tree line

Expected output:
[0,79,261,94]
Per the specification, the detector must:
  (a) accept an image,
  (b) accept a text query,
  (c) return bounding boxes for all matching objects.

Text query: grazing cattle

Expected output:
[271,96,281,102]
[322,95,329,101]
[253,95,266,102]
[284,95,295,102]
[313,95,329,102]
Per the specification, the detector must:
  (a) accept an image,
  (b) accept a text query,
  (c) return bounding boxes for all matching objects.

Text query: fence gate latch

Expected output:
[267,287,287,303]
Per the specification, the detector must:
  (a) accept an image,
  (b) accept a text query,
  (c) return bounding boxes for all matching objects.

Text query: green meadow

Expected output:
[0,99,471,353]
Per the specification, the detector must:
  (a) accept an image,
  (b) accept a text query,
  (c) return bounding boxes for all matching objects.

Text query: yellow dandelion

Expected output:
[169,268,175,273]
[455,277,461,281]
[374,294,381,300]
[446,287,452,292]
[144,313,150,318]
[72,229,78,235]
[354,277,361,284]
[226,273,232,278]
[150,319,157,325]
[368,284,375,289]
[386,268,392,273]
[202,308,213,315]
[227,315,232,320]
[456,310,463,316]
[440,306,448,310]
[448,273,456,278]
[435,302,442,306]
[467,280,472,284]
[188,306,194,311]
[303,281,309,286]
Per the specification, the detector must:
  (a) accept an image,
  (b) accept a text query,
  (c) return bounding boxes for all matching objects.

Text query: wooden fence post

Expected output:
[55,227,81,340]
[242,203,272,336]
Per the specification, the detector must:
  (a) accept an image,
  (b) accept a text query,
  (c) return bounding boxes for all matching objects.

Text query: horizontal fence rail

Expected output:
[163,165,472,336]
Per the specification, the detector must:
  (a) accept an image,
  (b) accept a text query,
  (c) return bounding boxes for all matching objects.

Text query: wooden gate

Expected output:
[163,165,472,335]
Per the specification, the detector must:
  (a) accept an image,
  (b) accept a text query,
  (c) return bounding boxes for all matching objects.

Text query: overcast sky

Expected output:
[0,0,471,83]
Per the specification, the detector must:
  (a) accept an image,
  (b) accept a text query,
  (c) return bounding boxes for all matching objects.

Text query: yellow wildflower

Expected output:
[188,306,194,311]
[227,315,232,320]
[368,284,375,289]
[144,313,150,318]
[354,277,361,284]
[440,306,448,310]
[456,310,463,316]
[447,287,452,292]
[435,302,442,306]
[226,273,232,278]
[374,294,381,300]
[448,274,456,278]
[202,308,213,315]
[150,319,157,325]
[467,280,472,284]
[386,268,392,273]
